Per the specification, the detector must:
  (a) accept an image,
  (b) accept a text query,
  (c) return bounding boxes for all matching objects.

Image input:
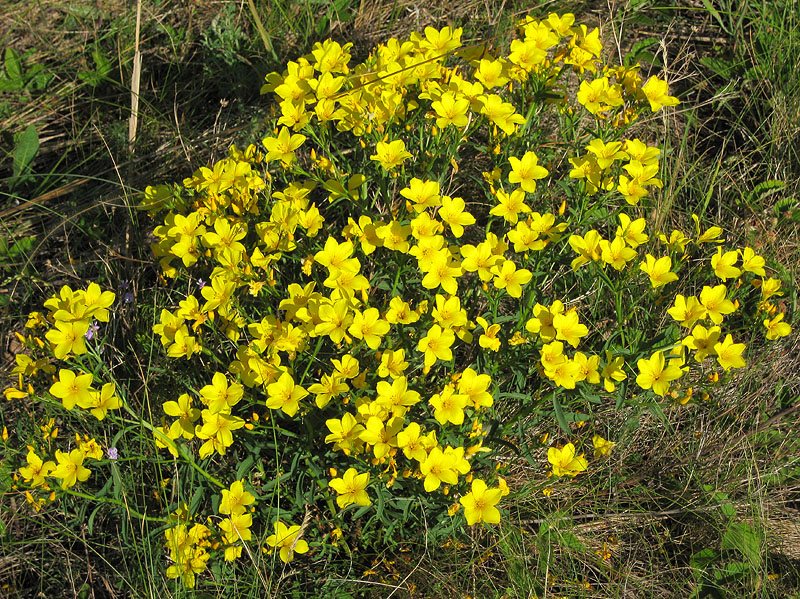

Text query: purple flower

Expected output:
[196,278,206,289]
[85,322,100,341]
[123,292,134,304]
[106,447,118,460]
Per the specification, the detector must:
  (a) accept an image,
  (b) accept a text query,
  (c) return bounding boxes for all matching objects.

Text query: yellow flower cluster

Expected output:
[18,433,104,505]
[569,138,663,203]
[115,11,799,589]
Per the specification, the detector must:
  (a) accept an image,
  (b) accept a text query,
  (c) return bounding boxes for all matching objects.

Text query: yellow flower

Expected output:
[639,254,678,288]
[263,126,306,164]
[396,422,428,462]
[401,178,442,213]
[711,247,742,280]
[763,313,792,340]
[548,443,587,477]
[552,310,588,348]
[370,139,412,170]
[348,307,390,350]
[220,480,256,515]
[757,277,783,300]
[474,57,509,89]
[592,435,615,457]
[585,139,628,170]
[219,511,253,545]
[667,294,707,328]
[266,372,308,417]
[699,285,736,325]
[195,410,245,458]
[164,393,201,440]
[376,376,420,417]
[568,230,603,269]
[328,467,371,508]
[460,241,502,281]
[545,358,583,389]
[477,93,526,134]
[431,91,470,129]
[421,250,461,295]
[308,373,348,409]
[438,195,475,238]
[265,521,310,563]
[740,247,766,276]
[377,349,409,378]
[88,382,122,421]
[324,412,364,454]
[616,213,649,248]
[199,372,243,414]
[45,320,89,360]
[417,324,455,369]
[459,479,503,525]
[640,76,679,111]
[508,151,549,193]
[457,367,493,409]
[49,369,95,411]
[492,260,532,298]
[635,351,683,396]
[714,334,746,371]
[490,189,531,224]
[19,448,55,487]
[420,447,459,491]
[359,416,402,459]
[682,324,721,362]
[476,316,501,351]
[429,385,468,425]
[52,449,91,489]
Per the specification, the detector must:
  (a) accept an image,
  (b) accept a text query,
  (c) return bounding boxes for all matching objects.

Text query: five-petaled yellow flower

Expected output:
[370,140,412,170]
[548,443,588,477]
[329,467,371,508]
[459,478,503,525]
[265,521,310,563]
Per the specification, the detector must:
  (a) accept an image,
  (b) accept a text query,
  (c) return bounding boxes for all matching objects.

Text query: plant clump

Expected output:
[5,12,793,591]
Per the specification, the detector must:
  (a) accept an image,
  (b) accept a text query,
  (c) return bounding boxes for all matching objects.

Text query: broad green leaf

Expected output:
[4,47,22,81]
[722,522,761,569]
[690,548,719,570]
[13,124,39,181]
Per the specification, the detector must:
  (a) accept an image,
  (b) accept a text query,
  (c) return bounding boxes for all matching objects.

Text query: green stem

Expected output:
[63,488,167,523]
[120,401,224,488]
[595,264,626,347]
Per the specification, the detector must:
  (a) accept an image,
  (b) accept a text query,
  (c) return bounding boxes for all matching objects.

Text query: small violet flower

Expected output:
[85,322,100,341]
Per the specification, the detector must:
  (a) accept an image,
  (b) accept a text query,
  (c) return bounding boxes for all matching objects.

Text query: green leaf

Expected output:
[558,531,586,552]
[722,560,750,577]
[87,504,104,535]
[690,548,720,570]
[700,0,728,33]
[0,77,23,92]
[747,179,784,206]
[93,49,113,78]
[5,47,22,81]
[78,70,103,87]
[552,395,570,435]
[699,56,734,78]
[625,38,660,66]
[12,124,39,183]
[235,455,255,480]
[6,236,36,260]
[722,522,761,569]
[720,501,736,519]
